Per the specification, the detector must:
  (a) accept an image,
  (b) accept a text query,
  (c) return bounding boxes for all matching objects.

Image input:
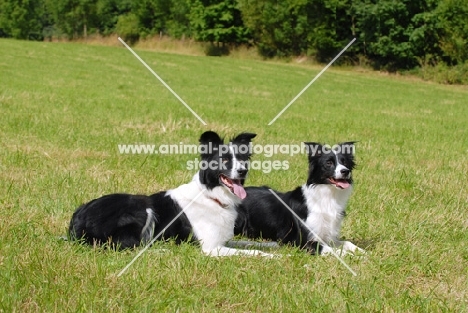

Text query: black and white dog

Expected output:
[69,131,273,257]
[235,142,364,255]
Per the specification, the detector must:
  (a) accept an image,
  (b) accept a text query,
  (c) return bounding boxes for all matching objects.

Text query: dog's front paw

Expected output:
[319,245,335,256]
[341,241,366,255]
[320,243,364,257]
[355,246,366,255]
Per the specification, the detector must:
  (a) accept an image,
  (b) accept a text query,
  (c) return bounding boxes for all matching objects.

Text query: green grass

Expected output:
[1,38,467,312]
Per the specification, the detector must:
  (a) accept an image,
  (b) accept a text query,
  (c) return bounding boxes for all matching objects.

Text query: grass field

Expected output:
[1,38,467,312]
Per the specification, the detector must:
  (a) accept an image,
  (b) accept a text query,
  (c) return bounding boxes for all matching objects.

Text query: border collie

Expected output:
[69,131,273,257]
[235,142,364,255]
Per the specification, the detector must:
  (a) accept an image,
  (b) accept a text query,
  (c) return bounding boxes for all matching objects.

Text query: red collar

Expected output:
[210,197,228,208]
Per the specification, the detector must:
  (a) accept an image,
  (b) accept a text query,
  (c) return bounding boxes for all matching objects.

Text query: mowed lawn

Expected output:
[0,38,467,312]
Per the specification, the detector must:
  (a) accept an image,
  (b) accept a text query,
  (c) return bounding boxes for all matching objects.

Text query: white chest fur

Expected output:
[166,175,240,253]
[302,184,353,244]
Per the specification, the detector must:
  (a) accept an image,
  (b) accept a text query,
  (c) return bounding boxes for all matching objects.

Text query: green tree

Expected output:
[46,0,98,39]
[238,0,310,57]
[129,0,191,39]
[408,7,441,66]
[436,0,468,64]
[132,0,169,37]
[0,0,47,40]
[115,12,139,43]
[95,0,132,36]
[353,0,440,70]
[166,0,191,39]
[306,0,355,62]
[238,0,355,60]
[189,0,250,51]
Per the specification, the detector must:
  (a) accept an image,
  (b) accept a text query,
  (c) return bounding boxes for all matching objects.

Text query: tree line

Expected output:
[0,0,467,71]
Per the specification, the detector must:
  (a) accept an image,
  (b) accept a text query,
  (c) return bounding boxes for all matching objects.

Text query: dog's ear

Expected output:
[231,133,256,144]
[303,142,323,159]
[199,131,223,145]
[199,131,224,159]
[304,142,322,185]
[337,141,357,155]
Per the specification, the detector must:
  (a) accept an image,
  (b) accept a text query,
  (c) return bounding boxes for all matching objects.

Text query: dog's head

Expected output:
[198,131,256,199]
[304,142,356,189]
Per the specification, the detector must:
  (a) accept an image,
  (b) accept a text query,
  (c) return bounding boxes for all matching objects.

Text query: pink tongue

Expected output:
[232,182,247,199]
[335,180,350,189]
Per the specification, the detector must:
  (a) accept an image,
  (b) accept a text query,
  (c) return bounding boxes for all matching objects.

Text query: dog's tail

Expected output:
[141,208,157,244]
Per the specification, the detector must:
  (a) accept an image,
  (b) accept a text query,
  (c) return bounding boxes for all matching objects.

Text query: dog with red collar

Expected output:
[69,131,273,257]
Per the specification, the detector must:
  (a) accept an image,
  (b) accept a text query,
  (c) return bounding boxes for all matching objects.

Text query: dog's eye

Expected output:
[326,160,334,166]
[222,158,229,164]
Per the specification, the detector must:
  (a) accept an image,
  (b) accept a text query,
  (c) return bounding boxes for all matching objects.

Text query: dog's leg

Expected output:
[204,246,276,258]
[340,240,366,254]
[319,245,336,256]
[318,241,365,256]
[332,240,366,255]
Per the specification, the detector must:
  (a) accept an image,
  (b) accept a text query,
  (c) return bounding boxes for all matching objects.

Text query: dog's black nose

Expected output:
[237,169,247,176]
[341,169,350,176]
